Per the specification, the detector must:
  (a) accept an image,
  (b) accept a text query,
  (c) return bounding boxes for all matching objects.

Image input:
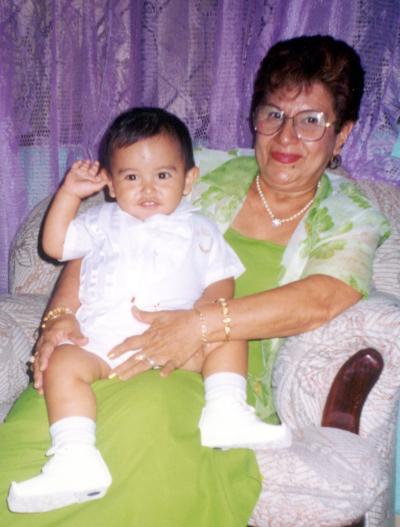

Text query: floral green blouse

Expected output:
[190,148,391,421]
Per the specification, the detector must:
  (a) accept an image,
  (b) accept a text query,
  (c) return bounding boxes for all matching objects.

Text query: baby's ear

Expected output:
[102,169,115,198]
[183,166,199,195]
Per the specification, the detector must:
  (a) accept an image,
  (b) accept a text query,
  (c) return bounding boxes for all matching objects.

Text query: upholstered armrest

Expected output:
[273,293,400,523]
[0,294,48,422]
[275,293,400,433]
[275,293,400,437]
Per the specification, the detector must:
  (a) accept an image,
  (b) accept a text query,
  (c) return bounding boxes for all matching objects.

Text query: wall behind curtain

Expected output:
[0,0,399,292]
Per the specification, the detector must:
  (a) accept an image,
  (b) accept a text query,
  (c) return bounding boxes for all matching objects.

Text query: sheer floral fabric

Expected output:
[1,1,399,288]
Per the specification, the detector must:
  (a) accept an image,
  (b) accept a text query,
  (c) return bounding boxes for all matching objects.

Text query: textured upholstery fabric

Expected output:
[9,193,104,296]
[1,173,400,526]
[356,179,400,299]
[273,295,400,526]
[0,294,47,420]
[251,427,387,526]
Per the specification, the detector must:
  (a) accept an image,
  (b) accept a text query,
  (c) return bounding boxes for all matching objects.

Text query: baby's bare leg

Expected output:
[181,340,247,375]
[202,340,248,378]
[43,344,111,424]
[8,345,113,512]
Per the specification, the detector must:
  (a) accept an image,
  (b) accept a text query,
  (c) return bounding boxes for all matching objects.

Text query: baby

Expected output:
[8,107,290,514]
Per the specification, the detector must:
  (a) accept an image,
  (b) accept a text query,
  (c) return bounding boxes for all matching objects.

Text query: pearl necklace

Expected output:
[255,175,319,227]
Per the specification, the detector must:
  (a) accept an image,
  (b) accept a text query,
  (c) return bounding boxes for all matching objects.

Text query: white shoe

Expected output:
[7,444,112,513]
[199,396,292,450]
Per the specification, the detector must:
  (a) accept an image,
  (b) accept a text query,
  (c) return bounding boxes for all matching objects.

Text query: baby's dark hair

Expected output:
[99,107,195,173]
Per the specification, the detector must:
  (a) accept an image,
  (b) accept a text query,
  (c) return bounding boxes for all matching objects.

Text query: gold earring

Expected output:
[328,154,342,170]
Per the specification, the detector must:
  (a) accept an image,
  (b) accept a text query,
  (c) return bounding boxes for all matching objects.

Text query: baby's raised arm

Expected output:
[42,160,108,259]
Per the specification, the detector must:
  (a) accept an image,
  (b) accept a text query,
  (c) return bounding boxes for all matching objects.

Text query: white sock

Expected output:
[204,372,247,403]
[50,416,96,449]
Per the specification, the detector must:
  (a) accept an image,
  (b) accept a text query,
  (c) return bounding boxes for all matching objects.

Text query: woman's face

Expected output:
[254,82,353,193]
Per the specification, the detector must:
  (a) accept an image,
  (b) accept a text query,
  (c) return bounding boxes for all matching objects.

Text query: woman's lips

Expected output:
[271,151,302,164]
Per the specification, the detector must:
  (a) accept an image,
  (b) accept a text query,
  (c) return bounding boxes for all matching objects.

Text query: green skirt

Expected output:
[0,371,261,526]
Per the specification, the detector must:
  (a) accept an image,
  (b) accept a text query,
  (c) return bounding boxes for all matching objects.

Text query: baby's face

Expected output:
[107,133,198,220]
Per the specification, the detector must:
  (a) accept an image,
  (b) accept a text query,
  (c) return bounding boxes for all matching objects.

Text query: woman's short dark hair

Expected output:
[251,35,365,132]
[99,107,195,173]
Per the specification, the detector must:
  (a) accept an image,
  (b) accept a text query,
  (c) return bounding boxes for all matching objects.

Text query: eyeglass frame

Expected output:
[253,104,337,142]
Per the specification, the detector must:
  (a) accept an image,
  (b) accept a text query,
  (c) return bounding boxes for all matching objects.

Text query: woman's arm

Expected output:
[33,259,85,392]
[208,274,361,341]
[108,274,361,380]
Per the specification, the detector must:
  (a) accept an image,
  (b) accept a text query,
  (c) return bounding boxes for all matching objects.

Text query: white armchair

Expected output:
[1,175,399,527]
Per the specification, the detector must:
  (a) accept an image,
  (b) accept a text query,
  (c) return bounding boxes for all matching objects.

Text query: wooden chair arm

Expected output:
[321,348,384,527]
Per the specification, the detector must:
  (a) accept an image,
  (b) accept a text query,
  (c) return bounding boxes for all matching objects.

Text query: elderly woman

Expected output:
[0,35,389,526]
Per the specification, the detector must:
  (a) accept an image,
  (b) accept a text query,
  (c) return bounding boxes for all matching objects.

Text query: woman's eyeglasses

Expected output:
[253,104,336,142]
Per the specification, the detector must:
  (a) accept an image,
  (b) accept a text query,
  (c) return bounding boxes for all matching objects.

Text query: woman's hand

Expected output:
[33,314,88,393]
[108,308,202,380]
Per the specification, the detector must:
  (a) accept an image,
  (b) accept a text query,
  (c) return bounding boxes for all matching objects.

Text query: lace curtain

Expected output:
[1,0,399,292]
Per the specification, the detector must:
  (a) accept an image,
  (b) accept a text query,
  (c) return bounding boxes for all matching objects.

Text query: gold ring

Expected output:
[146,356,160,369]
[134,352,161,369]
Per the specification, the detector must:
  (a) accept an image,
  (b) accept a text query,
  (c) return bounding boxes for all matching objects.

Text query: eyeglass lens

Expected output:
[254,105,330,141]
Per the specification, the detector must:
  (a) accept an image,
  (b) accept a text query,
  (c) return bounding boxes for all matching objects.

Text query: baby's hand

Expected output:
[62,160,108,199]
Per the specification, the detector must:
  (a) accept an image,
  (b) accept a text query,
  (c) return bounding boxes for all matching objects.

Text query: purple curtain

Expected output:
[1,0,399,293]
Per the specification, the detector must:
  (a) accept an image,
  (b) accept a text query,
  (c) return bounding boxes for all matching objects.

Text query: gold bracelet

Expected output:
[194,308,208,350]
[41,306,74,330]
[215,298,231,341]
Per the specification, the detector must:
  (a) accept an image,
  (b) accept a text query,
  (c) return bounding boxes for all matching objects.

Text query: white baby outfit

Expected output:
[6,200,287,515]
[61,200,244,367]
